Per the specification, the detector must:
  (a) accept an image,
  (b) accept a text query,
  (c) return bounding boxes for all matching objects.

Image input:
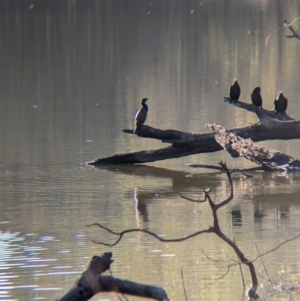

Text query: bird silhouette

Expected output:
[251,86,263,108]
[134,98,148,134]
[229,79,241,103]
[274,91,288,113]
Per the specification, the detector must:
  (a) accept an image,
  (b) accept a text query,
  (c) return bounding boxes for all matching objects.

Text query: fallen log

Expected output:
[88,105,300,165]
[57,252,169,301]
[207,123,300,172]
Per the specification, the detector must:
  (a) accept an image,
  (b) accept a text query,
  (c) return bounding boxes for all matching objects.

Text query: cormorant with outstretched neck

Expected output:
[251,86,263,108]
[229,79,241,103]
[134,98,148,134]
[274,91,288,113]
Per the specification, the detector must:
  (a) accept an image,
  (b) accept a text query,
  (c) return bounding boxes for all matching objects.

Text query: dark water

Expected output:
[1,0,300,300]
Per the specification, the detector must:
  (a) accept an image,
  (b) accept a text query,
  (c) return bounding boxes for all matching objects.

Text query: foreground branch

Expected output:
[88,161,259,298]
[57,252,169,301]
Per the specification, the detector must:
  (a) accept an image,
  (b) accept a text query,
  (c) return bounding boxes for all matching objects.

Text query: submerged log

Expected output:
[57,252,169,301]
[88,106,300,165]
[207,123,300,172]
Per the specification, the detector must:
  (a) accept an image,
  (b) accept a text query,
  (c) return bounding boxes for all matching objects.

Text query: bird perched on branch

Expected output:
[251,86,263,108]
[134,98,148,134]
[274,91,288,113]
[229,78,241,103]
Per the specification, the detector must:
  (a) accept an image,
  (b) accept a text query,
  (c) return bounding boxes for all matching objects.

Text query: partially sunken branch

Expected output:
[207,123,300,171]
[57,252,169,301]
[88,161,259,299]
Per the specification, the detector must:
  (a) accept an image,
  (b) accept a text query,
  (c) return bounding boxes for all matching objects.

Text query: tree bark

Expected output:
[57,253,169,301]
[208,123,300,172]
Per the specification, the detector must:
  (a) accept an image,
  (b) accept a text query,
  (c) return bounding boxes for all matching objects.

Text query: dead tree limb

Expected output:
[207,123,300,172]
[57,252,169,301]
[88,107,300,165]
[283,18,300,42]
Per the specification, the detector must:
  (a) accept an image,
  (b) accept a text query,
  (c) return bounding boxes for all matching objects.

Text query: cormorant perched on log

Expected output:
[251,86,263,108]
[134,98,148,134]
[274,91,288,113]
[229,79,241,103]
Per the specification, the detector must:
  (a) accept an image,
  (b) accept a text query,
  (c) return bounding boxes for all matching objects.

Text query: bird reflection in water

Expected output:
[133,188,149,225]
[231,208,242,226]
[253,203,265,222]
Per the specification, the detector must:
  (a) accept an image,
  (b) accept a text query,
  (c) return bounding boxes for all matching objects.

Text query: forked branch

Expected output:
[88,161,259,299]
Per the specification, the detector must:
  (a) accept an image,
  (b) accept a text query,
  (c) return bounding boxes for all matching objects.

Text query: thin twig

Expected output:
[215,161,234,209]
[87,223,214,246]
[255,241,271,281]
[251,233,300,262]
[255,242,292,296]
[181,269,188,301]
[180,193,207,203]
[187,163,262,174]
[200,249,234,264]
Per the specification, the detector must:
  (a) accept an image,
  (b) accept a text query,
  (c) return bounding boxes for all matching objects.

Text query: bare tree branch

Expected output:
[181,269,188,301]
[89,162,259,298]
[86,223,214,246]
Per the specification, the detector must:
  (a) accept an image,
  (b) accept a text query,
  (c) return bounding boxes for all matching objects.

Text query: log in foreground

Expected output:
[88,106,300,165]
[57,252,169,301]
[207,123,300,172]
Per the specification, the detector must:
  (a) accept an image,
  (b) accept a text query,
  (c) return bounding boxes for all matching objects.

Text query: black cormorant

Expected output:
[274,91,288,113]
[229,79,241,103]
[134,98,148,134]
[251,86,263,108]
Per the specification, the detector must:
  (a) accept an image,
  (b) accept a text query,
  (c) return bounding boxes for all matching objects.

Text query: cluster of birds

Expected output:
[227,78,288,113]
[132,79,289,135]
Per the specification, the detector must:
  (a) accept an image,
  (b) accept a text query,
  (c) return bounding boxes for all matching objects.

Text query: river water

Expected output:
[1,0,300,300]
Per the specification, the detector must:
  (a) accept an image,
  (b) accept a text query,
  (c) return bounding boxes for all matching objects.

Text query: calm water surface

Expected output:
[1,0,300,300]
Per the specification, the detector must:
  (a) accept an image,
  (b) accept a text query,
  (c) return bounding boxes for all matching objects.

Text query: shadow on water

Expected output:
[95,163,224,187]
[95,164,300,227]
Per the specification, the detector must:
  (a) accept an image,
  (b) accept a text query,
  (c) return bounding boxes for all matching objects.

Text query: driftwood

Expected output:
[88,100,299,165]
[283,18,300,42]
[208,123,300,172]
[57,252,169,301]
